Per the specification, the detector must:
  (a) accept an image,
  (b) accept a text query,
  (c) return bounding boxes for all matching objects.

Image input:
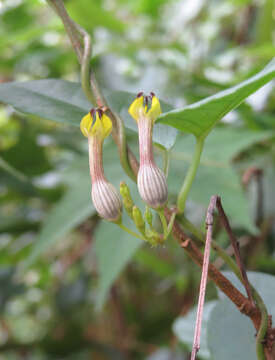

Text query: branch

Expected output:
[172,197,274,359]
[215,196,254,305]
[165,208,262,330]
[190,198,213,360]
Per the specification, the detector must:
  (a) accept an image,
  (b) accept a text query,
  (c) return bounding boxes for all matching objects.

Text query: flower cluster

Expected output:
[80,93,171,244]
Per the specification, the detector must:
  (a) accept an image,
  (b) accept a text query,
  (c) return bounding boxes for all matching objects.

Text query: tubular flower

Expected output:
[129,92,168,209]
[80,109,122,222]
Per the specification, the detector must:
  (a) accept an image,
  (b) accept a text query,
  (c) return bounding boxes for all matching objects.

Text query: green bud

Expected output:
[120,182,134,218]
[132,206,145,235]
[144,206,153,227]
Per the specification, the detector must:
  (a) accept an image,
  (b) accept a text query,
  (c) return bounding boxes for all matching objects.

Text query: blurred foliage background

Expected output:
[0,0,275,359]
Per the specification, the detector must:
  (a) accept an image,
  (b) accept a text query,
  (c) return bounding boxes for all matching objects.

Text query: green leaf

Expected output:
[219,271,275,315]
[0,79,90,127]
[198,128,272,164]
[207,299,256,360]
[134,248,176,278]
[191,166,255,232]
[94,218,142,310]
[172,127,273,165]
[157,58,275,138]
[0,156,37,196]
[207,272,275,360]
[24,157,94,268]
[169,133,258,232]
[0,79,177,149]
[173,301,217,359]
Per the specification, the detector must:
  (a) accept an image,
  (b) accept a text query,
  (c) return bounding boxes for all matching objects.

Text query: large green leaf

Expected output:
[0,79,90,126]
[172,128,273,165]
[157,58,275,138]
[173,301,217,359]
[24,158,94,268]
[94,218,142,310]
[169,130,262,232]
[0,79,177,149]
[207,272,275,360]
[0,156,37,196]
[207,299,256,360]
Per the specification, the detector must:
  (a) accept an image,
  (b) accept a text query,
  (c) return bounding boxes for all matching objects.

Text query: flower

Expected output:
[80,109,122,222]
[128,93,168,209]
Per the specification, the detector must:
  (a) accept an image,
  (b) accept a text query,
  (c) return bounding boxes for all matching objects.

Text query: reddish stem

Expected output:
[88,136,105,183]
[137,116,154,166]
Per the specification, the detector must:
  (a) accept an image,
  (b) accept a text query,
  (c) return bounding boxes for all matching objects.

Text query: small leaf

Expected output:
[157,58,275,138]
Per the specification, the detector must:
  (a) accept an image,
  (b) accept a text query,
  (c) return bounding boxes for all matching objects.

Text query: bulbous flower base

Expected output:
[137,163,168,209]
[91,180,122,222]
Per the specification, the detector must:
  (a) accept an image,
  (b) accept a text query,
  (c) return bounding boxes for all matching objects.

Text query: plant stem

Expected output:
[166,211,176,238]
[118,224,147,242]
[177,137,204,212]
[254,289,269,360]
[47,0,82,62]
[158,208,168,237]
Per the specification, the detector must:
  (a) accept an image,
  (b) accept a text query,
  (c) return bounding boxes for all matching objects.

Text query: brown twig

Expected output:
[214,196,255,306]
[213,236,250,269]
[190,197,214,360]
[164,208,262,329]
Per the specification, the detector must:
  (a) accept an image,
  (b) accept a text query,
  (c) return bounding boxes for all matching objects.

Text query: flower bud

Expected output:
[128,92,168,209]
[92,180,122,222]
[120,182,134,218]
[132,206,145,235]
[144,206,153,227]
